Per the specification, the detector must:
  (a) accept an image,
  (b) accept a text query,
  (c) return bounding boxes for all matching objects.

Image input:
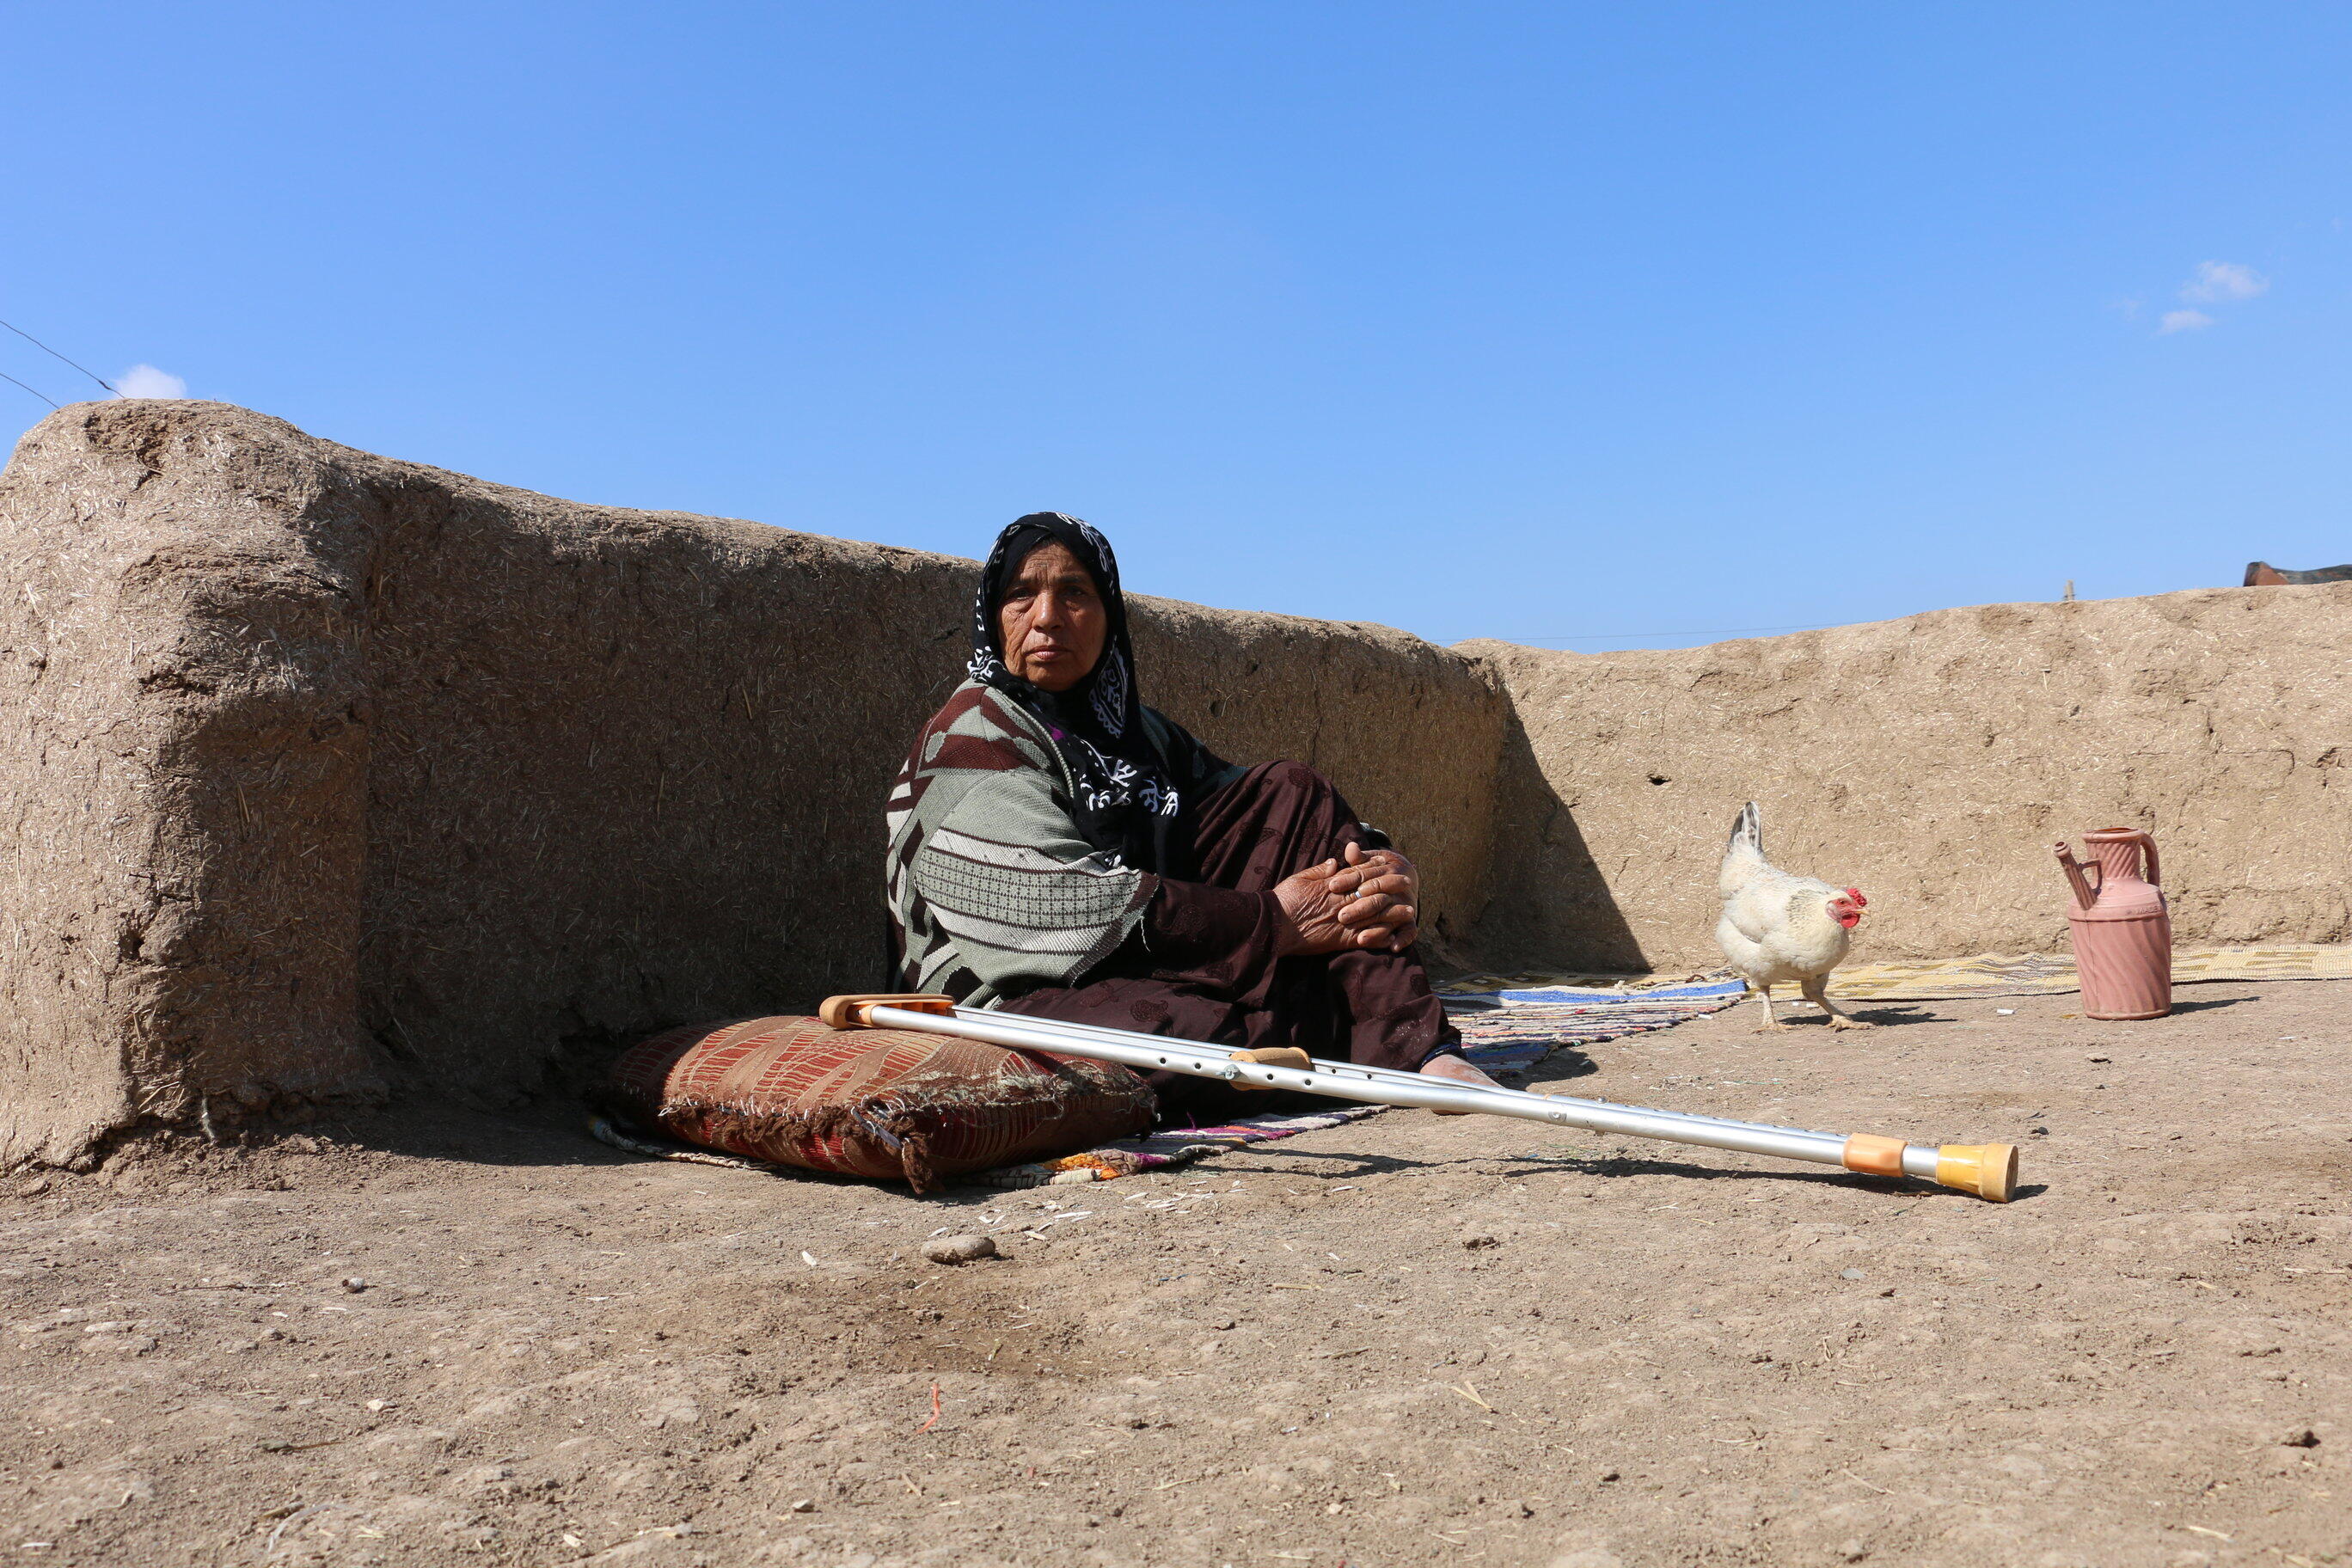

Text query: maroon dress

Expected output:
[994,759,1461,1122]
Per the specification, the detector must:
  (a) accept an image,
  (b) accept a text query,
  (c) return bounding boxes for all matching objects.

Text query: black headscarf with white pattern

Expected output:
[969,512,1185,873]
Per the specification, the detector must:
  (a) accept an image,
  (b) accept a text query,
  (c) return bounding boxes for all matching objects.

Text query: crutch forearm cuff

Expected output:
[1841,1133,1907,1177]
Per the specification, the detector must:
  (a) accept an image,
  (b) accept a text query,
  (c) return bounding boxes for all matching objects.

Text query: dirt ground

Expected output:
[2,979,2346,1568]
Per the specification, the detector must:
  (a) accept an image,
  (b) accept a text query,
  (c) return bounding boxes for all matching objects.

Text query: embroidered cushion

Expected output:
[597,1015,1153,1193]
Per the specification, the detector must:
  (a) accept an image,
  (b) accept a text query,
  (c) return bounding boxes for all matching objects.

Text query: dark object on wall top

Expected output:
[2245,560,2352,586]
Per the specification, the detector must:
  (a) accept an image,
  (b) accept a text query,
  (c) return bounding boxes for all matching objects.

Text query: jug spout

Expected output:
[2054,842,2098,907]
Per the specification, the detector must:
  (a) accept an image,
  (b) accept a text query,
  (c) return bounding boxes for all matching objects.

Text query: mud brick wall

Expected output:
[9,396,2348,1165]
[0,402,1507,1164]
[1468,585,2352,971]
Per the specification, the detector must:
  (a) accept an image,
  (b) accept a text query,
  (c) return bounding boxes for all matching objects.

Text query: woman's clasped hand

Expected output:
[1271,840,1421,956]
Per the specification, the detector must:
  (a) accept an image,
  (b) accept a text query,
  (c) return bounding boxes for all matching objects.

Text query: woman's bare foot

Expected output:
[1418,1051,1503,1114]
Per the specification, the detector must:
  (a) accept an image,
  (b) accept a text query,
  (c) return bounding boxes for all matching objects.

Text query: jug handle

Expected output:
[2133,830,2161,886]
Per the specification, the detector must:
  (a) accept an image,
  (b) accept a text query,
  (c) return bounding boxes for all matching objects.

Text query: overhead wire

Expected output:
[0,318,114,394]
[1,371,60,409]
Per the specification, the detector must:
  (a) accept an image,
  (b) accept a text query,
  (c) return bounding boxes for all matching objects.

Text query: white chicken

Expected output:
[1715,801,1873,1031]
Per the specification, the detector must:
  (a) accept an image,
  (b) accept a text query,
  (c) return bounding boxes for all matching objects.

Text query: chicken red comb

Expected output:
[1844,887,1867,906]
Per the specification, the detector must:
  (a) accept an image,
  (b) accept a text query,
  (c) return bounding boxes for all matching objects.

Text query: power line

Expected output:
[0,317,113,393]
[0,370,59,409]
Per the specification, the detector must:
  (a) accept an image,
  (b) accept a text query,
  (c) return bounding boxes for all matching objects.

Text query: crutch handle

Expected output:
[819,994,957,1029]
[1228,1046,1313,1088]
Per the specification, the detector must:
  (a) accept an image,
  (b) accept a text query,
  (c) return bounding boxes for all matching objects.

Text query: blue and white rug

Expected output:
[1441,977,1749,1074]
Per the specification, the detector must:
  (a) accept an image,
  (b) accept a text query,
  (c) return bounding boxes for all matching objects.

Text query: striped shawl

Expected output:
[886,680,1240,1005]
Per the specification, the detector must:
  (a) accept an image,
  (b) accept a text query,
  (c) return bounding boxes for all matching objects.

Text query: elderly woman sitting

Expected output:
[886,513,1501,1119]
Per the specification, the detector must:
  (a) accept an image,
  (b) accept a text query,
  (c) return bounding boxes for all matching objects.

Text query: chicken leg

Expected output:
[1750,983,1786,1032]
[1798,975,1876,1030]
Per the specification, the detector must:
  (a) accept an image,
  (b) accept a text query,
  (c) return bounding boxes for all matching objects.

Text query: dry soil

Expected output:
[3,980,2347,1568]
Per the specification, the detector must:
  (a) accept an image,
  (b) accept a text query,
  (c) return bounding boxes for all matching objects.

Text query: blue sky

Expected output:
[5,4,2347,649]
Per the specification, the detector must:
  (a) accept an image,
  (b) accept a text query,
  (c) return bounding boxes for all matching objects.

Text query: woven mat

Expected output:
[1444,943,2352,1004]
[1822,942,2352,1001]
[1436,979,1749,1070]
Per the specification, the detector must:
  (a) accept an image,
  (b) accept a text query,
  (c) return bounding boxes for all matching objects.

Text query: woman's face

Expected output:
[997,540,1108,693]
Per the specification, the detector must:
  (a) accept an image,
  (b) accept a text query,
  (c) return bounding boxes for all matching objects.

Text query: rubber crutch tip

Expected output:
[1934,1142,2019,1203]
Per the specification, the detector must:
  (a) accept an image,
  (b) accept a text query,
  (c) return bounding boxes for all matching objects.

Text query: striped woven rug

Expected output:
[1440,978,1749,1072]
[1821,942,2352,1001]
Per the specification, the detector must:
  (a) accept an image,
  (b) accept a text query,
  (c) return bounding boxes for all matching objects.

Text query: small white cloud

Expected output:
[2159,309,2214,334]
[2181,260,2268,303]
[114,364,187,399]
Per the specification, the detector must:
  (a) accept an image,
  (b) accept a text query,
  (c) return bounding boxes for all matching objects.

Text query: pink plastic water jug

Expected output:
[2053,830,2172,1020]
